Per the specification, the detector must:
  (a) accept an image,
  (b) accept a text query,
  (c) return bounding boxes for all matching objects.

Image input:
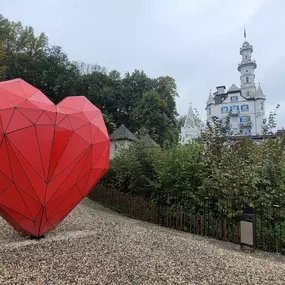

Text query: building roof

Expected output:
[206,91,215,105]
[211,83,244,104]
[256,83,265,99]
[140,134,159,147]
[109,124,139,141]
[227,84,240,93]
[184,103,196,127]
[214,93,228,105]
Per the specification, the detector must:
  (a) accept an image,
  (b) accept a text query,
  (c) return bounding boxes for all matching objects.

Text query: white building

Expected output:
[206,34,266,136]
[109,124,139,159]
[180,103,203,143]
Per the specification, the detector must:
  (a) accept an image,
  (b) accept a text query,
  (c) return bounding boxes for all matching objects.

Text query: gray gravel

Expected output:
[1,198,285,285]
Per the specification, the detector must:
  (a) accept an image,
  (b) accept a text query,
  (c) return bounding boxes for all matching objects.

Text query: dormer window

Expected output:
[221,96,225,101]
[231,96,238,102]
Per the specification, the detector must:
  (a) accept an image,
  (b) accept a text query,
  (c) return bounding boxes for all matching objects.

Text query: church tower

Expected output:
[180,103,202,144]
[237,28,257,98]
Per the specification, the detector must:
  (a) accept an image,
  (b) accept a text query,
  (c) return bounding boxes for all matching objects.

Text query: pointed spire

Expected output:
[206,90,215,105]
[228,84,240,93]
[257,83,265,98]
[244,25,247,40]
[184,103,195,128]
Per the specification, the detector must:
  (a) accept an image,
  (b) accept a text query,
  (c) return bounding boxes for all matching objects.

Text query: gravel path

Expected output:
[1,198,285,285]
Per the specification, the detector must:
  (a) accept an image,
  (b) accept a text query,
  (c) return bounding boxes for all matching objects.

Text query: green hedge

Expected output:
[101,116,285,216]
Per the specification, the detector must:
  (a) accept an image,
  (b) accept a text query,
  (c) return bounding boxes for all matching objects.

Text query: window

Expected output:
[246,77,250,83]
[261,102,264,110]
[231,96,238,102]
[239,116,251,127]
[221,106,228,114]
[246,70,248,72]
[208,107,211,115]
[245,55,248,59]
[240,116,250,123]
[230,105,239,112]
[241,104,249,112]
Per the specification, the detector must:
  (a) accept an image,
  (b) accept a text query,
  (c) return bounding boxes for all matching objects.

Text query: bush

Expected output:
[100,141,161,200]
[99,109,285,216]
[100,141,206,211]
[153,142,205,211]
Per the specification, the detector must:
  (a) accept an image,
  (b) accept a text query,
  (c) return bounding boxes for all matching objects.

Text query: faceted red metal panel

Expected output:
[0,79,110,237]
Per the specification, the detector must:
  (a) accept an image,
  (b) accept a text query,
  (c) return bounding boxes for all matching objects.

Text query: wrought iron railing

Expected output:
[88,186,285,254]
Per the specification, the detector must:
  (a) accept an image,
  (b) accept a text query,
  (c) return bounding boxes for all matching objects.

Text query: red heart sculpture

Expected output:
[0,79,110,237]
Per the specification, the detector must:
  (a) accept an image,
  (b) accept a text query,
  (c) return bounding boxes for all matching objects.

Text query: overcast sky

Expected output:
[2,0,285,128]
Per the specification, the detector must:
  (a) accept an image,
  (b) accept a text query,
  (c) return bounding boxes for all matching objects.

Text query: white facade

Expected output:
[109,124,159,159]
[180,103,202,143]
[109,124,139,160]
[110,140,133,160]
[206,37,266,136]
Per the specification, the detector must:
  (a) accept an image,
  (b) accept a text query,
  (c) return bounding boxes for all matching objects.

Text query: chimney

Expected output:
[217,86,226,94]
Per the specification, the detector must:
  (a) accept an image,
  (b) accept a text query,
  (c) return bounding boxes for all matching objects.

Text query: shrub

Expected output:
[99,107,285,216]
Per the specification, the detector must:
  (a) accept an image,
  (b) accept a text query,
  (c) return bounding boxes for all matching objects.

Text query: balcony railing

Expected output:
[240,121,252,127]
[229,110,240,116]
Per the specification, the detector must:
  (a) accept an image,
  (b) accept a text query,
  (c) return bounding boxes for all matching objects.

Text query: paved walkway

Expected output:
[1,198,285,284]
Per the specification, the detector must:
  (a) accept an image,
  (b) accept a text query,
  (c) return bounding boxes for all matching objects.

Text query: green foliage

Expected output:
[131,90,178,147]
[102,105,285,218]
[101,142,159,200]
[0,14,179,145]
[153,143,205,211]
[0,44,6,80]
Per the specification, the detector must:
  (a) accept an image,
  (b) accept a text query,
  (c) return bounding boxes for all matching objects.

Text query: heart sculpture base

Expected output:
[30,235,45,240]
[0,79,110,237]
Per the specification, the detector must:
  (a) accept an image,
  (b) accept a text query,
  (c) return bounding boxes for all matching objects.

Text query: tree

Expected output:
[0,15,80,102]
[121,70,155,131]
[74,61,107,75]
[0,14,180,145]
[154,76,179,146]
[0,44,6,80]
[129,75,179,146]
[130,91,174,146]
[0,14,48,56]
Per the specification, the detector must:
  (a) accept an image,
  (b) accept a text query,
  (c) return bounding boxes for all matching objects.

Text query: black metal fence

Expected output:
[88,186,285,254]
